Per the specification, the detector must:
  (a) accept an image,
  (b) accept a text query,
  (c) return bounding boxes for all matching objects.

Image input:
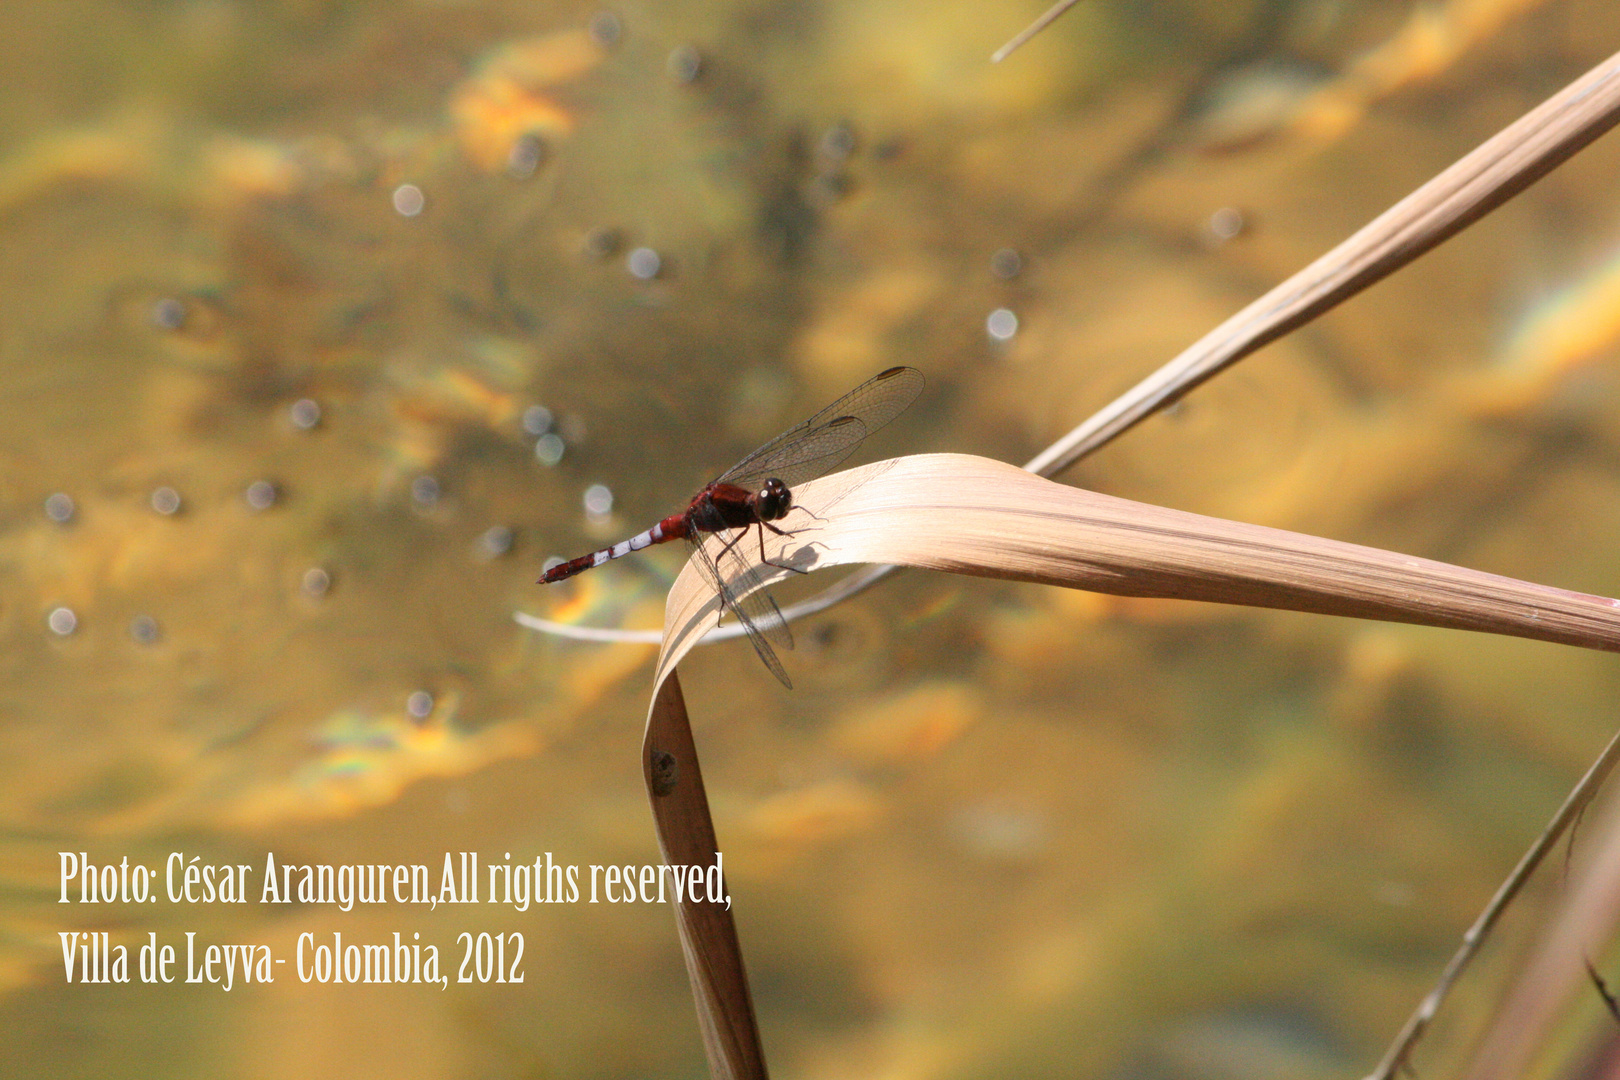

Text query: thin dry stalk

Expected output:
[1458,774,1620,1080]
[1364,727,1620,1080]
[1025,45,1620,476]
[991,0,1087,64]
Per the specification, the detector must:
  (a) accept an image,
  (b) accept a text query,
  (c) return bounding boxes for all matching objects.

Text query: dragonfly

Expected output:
[541,365,925,687]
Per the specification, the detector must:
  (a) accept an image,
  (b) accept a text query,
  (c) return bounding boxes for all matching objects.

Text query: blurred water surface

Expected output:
[5,1,1620,1077]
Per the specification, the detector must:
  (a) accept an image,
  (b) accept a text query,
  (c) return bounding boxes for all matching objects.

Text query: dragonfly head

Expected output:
[755,477,792,521]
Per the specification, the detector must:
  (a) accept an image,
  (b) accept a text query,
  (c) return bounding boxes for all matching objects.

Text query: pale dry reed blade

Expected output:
[643,673,767,1080]
[653,452,1620,1078]
[653,454,1620,691]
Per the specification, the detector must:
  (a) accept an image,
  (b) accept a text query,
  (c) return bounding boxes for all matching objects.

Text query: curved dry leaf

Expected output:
[644,450,1620,1080]
[641,673,767,1080]
[652,453,1620,695]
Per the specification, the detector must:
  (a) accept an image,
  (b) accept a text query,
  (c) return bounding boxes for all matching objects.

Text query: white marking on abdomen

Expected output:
[604,523,664,563]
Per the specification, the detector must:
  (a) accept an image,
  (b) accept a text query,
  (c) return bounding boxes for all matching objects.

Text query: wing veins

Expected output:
[717,366,924,490]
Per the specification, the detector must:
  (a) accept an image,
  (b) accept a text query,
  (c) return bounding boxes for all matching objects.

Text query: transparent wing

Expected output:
[717,366,924,491]
[687,529,794,688]
[723,415,871,492]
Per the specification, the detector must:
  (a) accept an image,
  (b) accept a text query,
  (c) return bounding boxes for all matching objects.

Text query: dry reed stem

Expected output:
[1457,766,1620,1080]
[1024,45,1620,477]
[1366,728,1620,1080]
[643,673,768,1080]
[991,0,1088,64]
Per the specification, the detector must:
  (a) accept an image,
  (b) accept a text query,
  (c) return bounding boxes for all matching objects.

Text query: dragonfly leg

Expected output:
[711,522,815,579]
[766,520,830,549]
[756,522,816,576]
[711,525,797,583]
[713,526,748,565]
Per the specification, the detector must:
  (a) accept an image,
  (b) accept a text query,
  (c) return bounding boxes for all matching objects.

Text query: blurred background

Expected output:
[5,1,1620,1077]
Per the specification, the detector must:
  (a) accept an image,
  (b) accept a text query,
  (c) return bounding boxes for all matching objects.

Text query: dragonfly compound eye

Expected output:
[758,478,792,520]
